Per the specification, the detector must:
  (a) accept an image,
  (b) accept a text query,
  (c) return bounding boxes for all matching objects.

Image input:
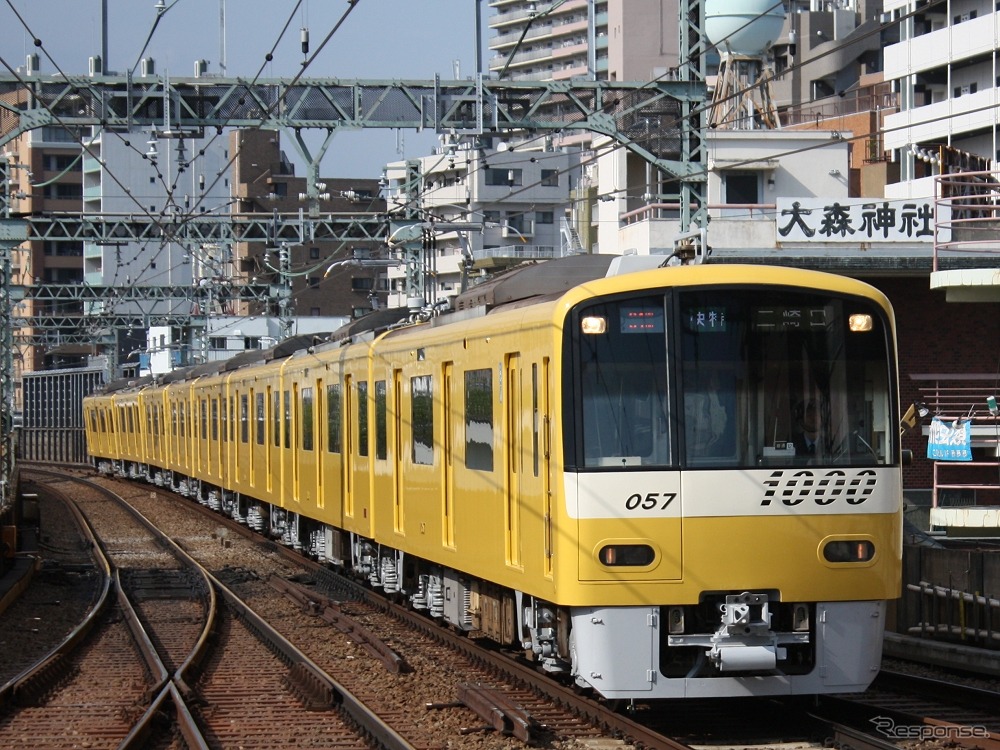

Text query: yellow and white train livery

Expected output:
[85,257,903,700]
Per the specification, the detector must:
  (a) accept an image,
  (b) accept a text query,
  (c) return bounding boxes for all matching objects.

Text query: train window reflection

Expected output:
[679,290,892,469]
[578,297,672,468]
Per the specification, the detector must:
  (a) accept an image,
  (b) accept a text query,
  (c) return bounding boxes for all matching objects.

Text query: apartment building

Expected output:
[230,129,387,321]
[882,0,1000,200]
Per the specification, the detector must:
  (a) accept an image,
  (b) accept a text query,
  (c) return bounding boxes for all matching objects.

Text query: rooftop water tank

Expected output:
[705,0,786,57]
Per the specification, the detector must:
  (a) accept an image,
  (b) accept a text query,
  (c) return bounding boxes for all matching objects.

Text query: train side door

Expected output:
[393,368,404,533]
[505,353,522,569]
[344,374,354,517]
[538,359,553,578]
[442,362,455,548]
[315,378,324,510]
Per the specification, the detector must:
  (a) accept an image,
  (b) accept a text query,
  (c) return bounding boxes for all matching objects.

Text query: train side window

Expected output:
[272,391,280,447]
[256,393,266,445]
[327,383,342,453]
[200,399,208,440]
[374,380,387,460]
[357,381,369,457]
[411,375,433,465]
[283,390,291,449]
[302,387,314,451]
[220,397,228,443]
[211,398,219,441]
[465,368,494,471]
[240,394,249,443]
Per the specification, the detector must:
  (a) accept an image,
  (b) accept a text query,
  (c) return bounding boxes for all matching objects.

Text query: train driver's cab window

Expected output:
[678,290,894,469]
[576,296,672,469]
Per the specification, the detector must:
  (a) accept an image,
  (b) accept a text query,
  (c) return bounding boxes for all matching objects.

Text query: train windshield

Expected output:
[570,287,894,470]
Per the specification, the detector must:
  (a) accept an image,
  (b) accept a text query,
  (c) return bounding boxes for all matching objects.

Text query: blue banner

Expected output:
[927,417,972,461]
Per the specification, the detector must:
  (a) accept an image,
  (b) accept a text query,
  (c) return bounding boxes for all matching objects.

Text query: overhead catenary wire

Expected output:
[1,0,365,330]
[2,0,970,341]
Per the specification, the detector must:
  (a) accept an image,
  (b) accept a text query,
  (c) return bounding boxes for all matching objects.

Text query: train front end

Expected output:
[558,266,902,699]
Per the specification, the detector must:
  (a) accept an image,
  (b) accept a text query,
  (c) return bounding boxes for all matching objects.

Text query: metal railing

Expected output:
[906,580,1000,647]
[934,169,1000,269]
[16,428,90,465]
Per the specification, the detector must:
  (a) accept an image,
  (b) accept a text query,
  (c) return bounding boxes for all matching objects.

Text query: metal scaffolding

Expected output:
[0,2,708,507]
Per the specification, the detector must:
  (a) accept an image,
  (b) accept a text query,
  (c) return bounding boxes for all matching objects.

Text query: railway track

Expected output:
[9,466,999,750]
[812,668,1000,750]
[0,470,415,749]
[76,471,929,750]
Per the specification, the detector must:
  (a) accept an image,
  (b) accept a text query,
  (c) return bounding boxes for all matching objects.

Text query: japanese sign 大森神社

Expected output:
[776,198,946,243]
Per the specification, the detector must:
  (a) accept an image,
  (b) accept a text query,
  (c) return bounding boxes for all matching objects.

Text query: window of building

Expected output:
[42,183,83,200]
[536,211,554,224]
[724,171,759,204]
[541,169,559,187]
[309,246,320,259]
[485,167,522,186]
[43,241,83,257]
[351,276,374,291]
[209,337,227,350]
[45,154,80,173]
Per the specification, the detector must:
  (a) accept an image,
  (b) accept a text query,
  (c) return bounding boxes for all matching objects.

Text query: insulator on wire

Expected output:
[301,28,309,55]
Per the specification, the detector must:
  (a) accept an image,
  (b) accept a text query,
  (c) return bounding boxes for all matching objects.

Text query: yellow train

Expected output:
[84,256,903,700]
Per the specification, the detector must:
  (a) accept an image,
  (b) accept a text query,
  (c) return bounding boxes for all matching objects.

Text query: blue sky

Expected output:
[1,0,484,176]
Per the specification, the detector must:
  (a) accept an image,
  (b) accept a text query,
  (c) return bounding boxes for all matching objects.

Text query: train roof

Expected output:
[450,254,616,313]
[101,374,154,394]
[327,308,412,344]
[159,333,336,383]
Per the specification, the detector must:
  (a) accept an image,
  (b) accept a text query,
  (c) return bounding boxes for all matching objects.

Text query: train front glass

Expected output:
[570,288,894,470]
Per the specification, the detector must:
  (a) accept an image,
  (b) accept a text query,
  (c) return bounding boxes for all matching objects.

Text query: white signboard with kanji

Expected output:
[776,198,942,243]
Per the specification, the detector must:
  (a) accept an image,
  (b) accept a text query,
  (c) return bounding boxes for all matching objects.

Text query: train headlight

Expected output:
[599,544,654,566]
[581,315,607,335]
[822,539,874,563]
[848,313,873,332]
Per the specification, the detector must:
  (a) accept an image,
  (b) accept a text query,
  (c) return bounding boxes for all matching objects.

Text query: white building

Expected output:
[882,1,1000,201]
[383,139,582,308]
[81,128,232,313]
